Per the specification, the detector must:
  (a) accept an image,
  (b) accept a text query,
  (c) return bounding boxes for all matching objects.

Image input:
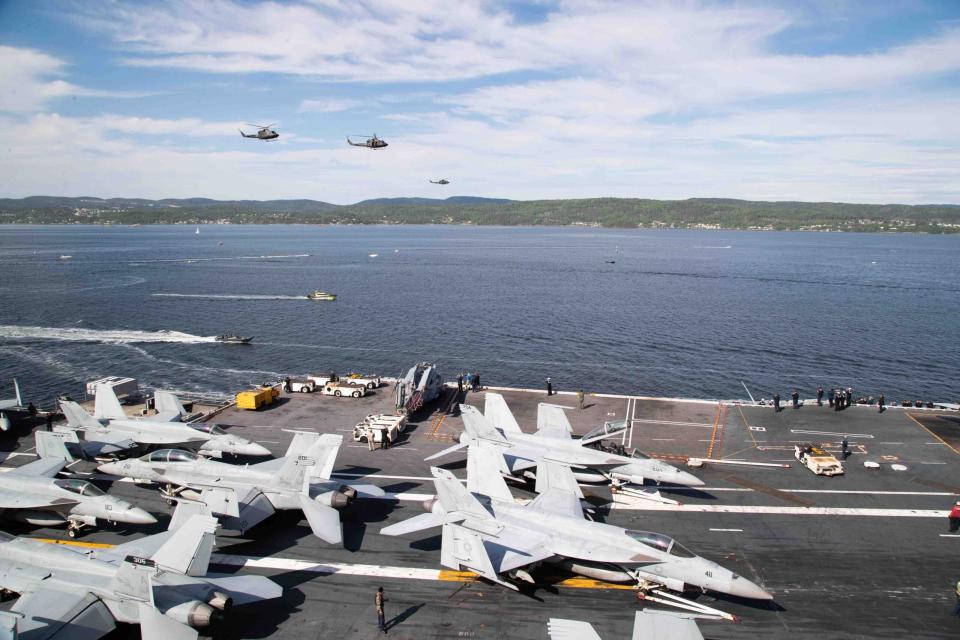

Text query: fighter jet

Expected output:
[0,505,282,639]
[57,385,270,458]
[426,394,703,494]
[0,378,26,431]
[0,431,155,537]
[429,178,450,185]
[98,431,384,545]
[383,447,770,618]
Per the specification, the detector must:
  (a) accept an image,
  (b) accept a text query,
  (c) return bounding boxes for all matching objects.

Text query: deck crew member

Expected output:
[841,436,849,460]
[577,389,585,410]
[546,377,553,396]
[375,586,387,633]
[457,374,463,392]
[367,432,376,451]
[472,371,480,391]
[948,500,960,533]
[772,393,780,412]
[816,387,824,406]
[791,389,799,409]
[835,389,843,411]
[878,392,885,413]
[847,387,854,408]
[828,388,835,407]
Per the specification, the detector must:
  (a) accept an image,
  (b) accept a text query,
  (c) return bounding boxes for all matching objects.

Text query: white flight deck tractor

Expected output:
[794,443,844,476]
[320,381,367,398]
[288,379,317,393]
[343,373,382,390]
[352,414,407,446]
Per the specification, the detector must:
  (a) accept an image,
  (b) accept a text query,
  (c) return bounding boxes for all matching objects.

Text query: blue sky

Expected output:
[1,0,959,204]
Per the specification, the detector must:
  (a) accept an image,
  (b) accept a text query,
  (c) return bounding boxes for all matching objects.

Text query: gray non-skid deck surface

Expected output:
[2,387,958,639]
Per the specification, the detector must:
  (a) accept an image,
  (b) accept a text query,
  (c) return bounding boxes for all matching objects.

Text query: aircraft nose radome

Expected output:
[732,578,774,600]
[239,441,271,456]
[675,470,705,487]
[97,462,119,475]
[124,507,158,525]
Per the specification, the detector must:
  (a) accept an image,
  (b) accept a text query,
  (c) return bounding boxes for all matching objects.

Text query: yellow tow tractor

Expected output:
[794,443,844,476]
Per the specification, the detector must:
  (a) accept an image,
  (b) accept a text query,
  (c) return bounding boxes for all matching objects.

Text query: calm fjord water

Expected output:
[0,224,957,406]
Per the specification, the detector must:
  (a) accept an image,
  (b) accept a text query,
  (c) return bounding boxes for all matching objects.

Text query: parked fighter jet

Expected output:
[0,506,282,639]
[426,394,703,494]
[97,431,384,545]
[548,610,705,640]
[239,123,279,140]
[0,378,26,431]
[57,385,270,458]
[429,178,450,185]
[383,447,771,618]
[347,133,388,149]
[0,431,155,537]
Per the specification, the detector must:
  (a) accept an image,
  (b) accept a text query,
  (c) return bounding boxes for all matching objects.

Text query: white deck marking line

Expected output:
[651,438,675,441]
[632,419,714,428]
[212,553,443,581]
[609,498,949,517]
[940,534,960,538]
[879,442,904,445]
[709,528,743,532]
[791,430,874,439]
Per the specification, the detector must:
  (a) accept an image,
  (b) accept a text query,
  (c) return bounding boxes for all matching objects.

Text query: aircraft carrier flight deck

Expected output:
[1,382,957,639]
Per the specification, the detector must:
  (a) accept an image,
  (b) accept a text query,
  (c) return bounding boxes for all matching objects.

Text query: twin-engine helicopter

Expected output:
[239,124,279,140]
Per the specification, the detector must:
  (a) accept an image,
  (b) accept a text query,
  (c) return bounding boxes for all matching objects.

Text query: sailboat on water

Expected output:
[195,225,200,235]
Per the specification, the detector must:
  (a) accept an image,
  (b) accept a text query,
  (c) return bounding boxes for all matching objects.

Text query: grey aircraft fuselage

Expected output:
[423,492,770,601]
[98,453,351,511]
[0,472,155,530]
[458,429,704,487]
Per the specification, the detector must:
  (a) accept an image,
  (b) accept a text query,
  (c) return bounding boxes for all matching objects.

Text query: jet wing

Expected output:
[10,585,115,640]
[525,488,585,520]
[3,456,69,478]
[535,404,574,440]
[0,557,52,593]
[81,427,139,449]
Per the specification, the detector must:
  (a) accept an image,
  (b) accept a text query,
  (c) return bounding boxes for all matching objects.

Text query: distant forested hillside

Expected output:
[1,196,958,233]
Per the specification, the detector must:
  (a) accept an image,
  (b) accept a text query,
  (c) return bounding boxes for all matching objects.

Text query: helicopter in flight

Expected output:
[429,178,450,185]
[239,124,279,141]
[347,134,388,149]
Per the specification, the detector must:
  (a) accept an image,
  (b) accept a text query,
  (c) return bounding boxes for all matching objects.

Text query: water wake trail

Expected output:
[152,293,307,301]
[0,325,217,344]
[128,253,311,265]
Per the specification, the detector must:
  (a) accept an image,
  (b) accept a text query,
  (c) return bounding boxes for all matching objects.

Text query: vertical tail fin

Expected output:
[430,466,490,518]
[94,384,126,420]
[60,400,102,428]
[150,513,218,576]
[153,390,186,420]
[281,430,320,458]
[35,431,74,462]
[484,393,522,434]
[466,443,514,501]
[277,434,341,488]
[460,405,506,442]
[440,523,517,591]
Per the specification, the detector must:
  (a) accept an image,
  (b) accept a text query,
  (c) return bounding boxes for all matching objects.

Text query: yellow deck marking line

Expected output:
[33,539,635,590]
[706,403,721,459]
[905,413,960,456]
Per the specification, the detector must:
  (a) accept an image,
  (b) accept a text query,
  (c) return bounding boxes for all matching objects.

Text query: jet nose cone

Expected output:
[676,470,705,487]
[124,507,158,525]
[97,462,119,475]
[731,577,774,600]
[240,441,271,456]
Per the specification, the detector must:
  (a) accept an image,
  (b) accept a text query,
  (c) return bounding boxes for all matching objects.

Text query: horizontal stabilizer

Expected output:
[380,511,446,537]
[632,610,705,640]
[203,575,283,606]
[168,499,211,531]
[423,441,468,462]
[441,523,517,591]
[535,458,583,498]
[298,494,343,545]
[346,482,385,498]
[548,618,602,640]
[138,601,198,640]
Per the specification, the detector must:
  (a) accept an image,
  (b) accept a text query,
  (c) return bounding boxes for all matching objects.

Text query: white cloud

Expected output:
[298,98,367,113]
[0,45,146,113]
